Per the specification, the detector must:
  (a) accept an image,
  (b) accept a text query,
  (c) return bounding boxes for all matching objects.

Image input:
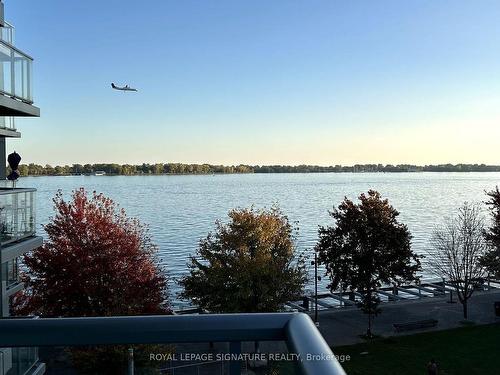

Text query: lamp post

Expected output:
[311,252,320,326]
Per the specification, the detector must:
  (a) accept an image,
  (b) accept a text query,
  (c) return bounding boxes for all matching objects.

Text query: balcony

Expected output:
[0,188,36,246]
[0,22,39,117]
[0,117,19,137]
[0,313,347,375]
[0,21,14,45]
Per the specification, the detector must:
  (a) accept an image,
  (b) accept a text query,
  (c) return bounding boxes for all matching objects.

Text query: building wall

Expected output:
[0,3,43,373]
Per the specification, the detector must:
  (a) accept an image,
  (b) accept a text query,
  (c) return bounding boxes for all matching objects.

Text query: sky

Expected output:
[6,0,500,166]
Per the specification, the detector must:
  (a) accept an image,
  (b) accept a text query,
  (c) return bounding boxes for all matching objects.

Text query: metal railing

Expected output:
[0,313,347,375]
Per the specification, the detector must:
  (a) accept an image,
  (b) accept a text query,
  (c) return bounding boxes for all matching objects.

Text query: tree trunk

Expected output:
[462,300,468,320]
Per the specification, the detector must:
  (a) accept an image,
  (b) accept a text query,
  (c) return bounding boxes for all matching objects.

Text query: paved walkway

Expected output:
[313,288,500,347]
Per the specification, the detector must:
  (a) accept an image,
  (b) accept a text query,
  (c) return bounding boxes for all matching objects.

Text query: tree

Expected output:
[316,190,421,337]
[13,188,169,374]
[72,164,84,174]
[428,202,488,320]
[480,187,500,277]
[44,164,55,175]
[179,207,307,312]
[15,188,168,316]
[18,164,29,176]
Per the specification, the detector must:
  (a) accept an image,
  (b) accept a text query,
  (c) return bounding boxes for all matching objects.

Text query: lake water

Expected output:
[16,173,500,306]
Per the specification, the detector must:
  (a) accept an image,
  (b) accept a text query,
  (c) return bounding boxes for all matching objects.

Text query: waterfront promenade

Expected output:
[315,288,500,347]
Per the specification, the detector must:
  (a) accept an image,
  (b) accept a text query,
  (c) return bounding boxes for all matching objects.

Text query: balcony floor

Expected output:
[0,95,40,117]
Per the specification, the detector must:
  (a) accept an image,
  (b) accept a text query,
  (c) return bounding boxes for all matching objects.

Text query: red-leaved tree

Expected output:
[14,188,168,317]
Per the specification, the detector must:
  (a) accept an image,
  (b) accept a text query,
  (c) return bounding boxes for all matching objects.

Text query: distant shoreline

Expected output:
[19,171,500,178]
[14,162,500,177]
[13,163,500,176]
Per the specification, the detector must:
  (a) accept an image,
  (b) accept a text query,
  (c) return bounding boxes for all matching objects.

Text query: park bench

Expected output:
[393,319,438,332]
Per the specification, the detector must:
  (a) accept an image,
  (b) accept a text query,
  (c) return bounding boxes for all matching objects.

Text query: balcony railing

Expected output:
[0,313,347,375]
[0,22,33,104]
[0,188,36,245]
[1,257,18,288]
[0,116,15,130]
[1,347,39,375]
[0,22,14,45]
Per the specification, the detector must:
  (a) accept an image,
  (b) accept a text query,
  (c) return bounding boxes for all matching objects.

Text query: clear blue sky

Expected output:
[7,0,500,166]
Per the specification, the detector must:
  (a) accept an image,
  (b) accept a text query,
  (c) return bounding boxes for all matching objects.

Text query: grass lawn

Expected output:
[334,323,500,375]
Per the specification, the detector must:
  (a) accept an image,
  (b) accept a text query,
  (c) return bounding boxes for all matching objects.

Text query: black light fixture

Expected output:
[7,151,21,181]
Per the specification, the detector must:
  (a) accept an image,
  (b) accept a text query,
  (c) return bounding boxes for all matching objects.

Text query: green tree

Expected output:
[481,187,500,277]
[54,165,67,175]
[179,207,307,312]
[44,164,55,175]
[72,164,84,174]
[153,163,164,174]
[18,164,29,176]
[83,164,93,174]
[121,164,136,175]
[316,190,421,337]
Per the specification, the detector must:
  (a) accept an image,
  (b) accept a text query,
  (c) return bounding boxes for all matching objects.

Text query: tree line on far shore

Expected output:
[15,162,500,176]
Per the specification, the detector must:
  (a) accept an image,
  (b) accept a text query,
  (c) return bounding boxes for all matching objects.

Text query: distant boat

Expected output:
[94,171,106,176]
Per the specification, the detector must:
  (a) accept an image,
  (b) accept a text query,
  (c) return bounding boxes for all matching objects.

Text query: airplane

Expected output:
[111,83,138,92]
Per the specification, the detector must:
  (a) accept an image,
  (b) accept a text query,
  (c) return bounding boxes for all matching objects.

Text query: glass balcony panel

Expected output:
[0,41,33,103]
[0,22,14,45]
[9,346,39,375]
[14,52,31,102]
[2,258,19,288]
[28,59,33,103]
[20,343,299,374]
[0,116,15,130]
[0,43,12,95]
[0,189,36,245]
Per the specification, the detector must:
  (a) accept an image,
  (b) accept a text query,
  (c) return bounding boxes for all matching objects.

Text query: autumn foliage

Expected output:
[180,206,307,312]
[14,188,168,317]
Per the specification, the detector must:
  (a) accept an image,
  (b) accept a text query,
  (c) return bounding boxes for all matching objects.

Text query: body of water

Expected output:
[16,173,500,306]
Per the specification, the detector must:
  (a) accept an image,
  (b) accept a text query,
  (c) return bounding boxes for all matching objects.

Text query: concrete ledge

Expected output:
[0,127,21,138]
[0,236,43,263]
[0,95,40,117]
